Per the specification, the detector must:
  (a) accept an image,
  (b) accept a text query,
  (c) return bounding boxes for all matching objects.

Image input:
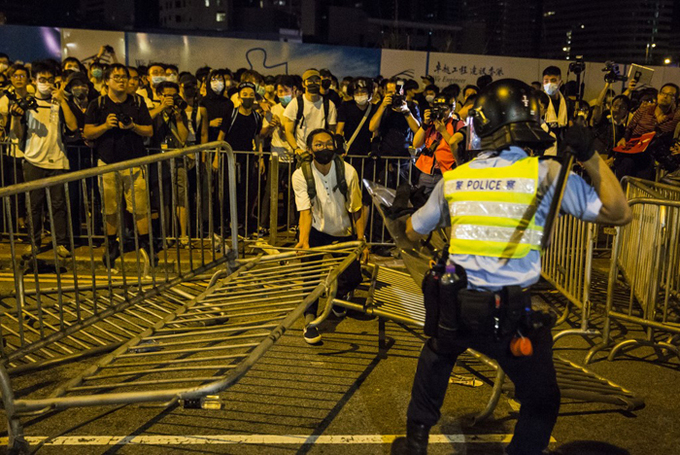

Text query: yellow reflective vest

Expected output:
[443,156,542,258]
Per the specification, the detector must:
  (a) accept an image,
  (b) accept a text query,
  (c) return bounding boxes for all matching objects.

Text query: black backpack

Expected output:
[300,154,349,207]
[293,94,330,131]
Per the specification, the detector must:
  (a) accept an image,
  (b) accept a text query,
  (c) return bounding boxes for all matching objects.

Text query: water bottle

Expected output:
[49,98,60,126]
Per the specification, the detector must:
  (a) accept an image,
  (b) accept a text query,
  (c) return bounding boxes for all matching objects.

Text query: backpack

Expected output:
[300,154,349,208]
[96,93,143,116]
[293,94,330,131]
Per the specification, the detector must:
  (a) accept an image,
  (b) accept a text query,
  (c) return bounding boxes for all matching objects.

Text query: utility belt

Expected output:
[422,247,554,356]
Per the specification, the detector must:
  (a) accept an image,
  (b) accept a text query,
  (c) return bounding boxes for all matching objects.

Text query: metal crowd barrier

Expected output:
[1,241,363,453]
[331,264,644,423]
[586,178,680,364]
[0,141,238,373]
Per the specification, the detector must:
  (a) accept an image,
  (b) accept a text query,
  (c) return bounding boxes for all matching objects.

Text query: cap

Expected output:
[302,69,321,81]
[319,68,333,78]
[65,72,90,91]
[238,81,256,92]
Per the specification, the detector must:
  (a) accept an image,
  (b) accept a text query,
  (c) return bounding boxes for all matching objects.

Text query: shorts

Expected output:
[98,159,148,216]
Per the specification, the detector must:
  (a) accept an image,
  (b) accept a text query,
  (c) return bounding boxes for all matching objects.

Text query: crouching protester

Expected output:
[391,80,632,455]
[292,128,368,345]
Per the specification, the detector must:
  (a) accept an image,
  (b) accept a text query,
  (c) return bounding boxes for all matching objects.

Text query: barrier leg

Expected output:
[0,364,29,454]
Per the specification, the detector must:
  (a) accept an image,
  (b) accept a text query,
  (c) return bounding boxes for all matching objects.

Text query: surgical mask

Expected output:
[321,80,332,90]
[256,85,265,97]
[37,82,54,96]
[166,74,178,83]
[280,94,292,107]
[354,94,369,106]
[210,80,224,94]
[313,149,335,165]
[425,95,435,103]
[241,97,255,109]
[151,75,166,86]
[91,68,103,79]
[544,82,559,96]
[72,87,88,99]
[306,83,320,94]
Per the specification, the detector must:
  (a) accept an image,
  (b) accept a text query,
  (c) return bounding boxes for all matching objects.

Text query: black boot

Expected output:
[391,421,429,455]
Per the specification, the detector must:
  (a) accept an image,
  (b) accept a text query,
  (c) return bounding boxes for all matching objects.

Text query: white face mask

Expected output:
[354,94,369,106]
[425,95,435,103]
[166,74,178,83]
[211,80,225,94]
[544,82,559,96]
[37,82,54,96]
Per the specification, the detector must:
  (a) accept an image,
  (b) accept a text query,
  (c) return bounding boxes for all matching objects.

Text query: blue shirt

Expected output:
[411,147,602,291]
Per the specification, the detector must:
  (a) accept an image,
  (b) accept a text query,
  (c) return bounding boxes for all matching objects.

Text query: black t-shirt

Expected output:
[84,94,152,164]
[200,94,234,142]
[324,89,342,108]
[219,107,262,152]
[379,101,421,156]
[593,110,627,157]
[338,100,376,155]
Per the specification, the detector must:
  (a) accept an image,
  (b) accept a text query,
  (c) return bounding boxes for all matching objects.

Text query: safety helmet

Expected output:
[470,79,555,151]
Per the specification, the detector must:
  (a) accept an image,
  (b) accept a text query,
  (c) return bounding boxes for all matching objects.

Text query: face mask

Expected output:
[313,149,335,165]
[425,95,435,103]
[72,87,88,99]
[241,97,255,109]
[307,83,320,94]
[354,94,369,106]
[321,80,332,90]
[151,75,166,86]
[166,74,178,83]
[37,82,54,96]
[280,94,292,107]
[91,68,103,79]
[544,82,559,96]
[211,80,224,94]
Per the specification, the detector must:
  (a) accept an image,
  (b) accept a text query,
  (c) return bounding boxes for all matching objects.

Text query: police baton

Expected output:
[540,147,576,251]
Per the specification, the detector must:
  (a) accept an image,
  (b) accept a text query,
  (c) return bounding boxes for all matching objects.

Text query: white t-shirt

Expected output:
[292,160,362,237]
[0,95,24,158]
[263,103,294,163]
[283,96,337,150]
[23,98,69,170]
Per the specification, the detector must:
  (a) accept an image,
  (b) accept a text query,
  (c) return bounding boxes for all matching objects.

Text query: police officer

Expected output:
[391,79,632,455]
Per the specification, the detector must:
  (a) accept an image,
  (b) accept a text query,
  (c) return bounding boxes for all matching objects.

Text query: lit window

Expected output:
[216,12,226,22]
[205,0,209,6]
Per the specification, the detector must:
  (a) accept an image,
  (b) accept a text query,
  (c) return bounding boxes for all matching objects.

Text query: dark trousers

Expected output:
[301,227,363,317]
[23,162,68,247]
[407,323,560,455]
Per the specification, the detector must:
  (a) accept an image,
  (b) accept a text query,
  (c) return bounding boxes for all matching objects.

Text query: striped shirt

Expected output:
[626,104,680,140]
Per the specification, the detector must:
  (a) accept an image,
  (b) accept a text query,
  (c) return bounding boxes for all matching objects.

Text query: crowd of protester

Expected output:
[1,45,680,263]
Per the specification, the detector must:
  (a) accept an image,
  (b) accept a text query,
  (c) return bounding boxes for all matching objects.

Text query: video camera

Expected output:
[431,105,449,122]
[5,89,38,114]
[173,94,188,111]
[603,61,627,83]
[568,56,586,75]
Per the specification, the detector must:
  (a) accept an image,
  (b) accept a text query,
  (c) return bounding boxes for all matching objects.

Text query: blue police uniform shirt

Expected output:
[411,146,602,291]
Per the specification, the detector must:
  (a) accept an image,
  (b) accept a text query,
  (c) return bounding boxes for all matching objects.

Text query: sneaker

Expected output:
[303,325,322,344]
[288,225,299,234]
[331,306,347,318]
[56,245,71,259]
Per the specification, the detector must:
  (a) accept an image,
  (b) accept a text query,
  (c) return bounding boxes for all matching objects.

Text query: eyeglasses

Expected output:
[37,77,55,84]
[110,76,129,82]
[11,74,27,80]
[659,91,676,98]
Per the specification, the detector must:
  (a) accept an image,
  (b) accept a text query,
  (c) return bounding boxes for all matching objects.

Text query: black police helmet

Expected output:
[471,79,555,151]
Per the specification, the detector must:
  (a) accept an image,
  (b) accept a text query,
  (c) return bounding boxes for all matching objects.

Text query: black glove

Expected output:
[382,183,415,219]
[560,125,597,162]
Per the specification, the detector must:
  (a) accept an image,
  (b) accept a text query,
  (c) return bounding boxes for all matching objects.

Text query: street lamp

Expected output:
[664,58,671,65]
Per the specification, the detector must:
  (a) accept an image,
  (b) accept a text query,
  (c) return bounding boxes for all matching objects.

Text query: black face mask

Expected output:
[241,98,255,109]
[313,149,335,165]
[307,83,321,94]
[321,80,332,90]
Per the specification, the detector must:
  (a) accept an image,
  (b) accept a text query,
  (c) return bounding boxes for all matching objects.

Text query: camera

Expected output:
[391,81,405,108]
[603,61,627,83]
[5,89,38,113]
[117,113,133,127]
[173,94,188,111]
[431,105,449,122]
[568,56,586,75]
